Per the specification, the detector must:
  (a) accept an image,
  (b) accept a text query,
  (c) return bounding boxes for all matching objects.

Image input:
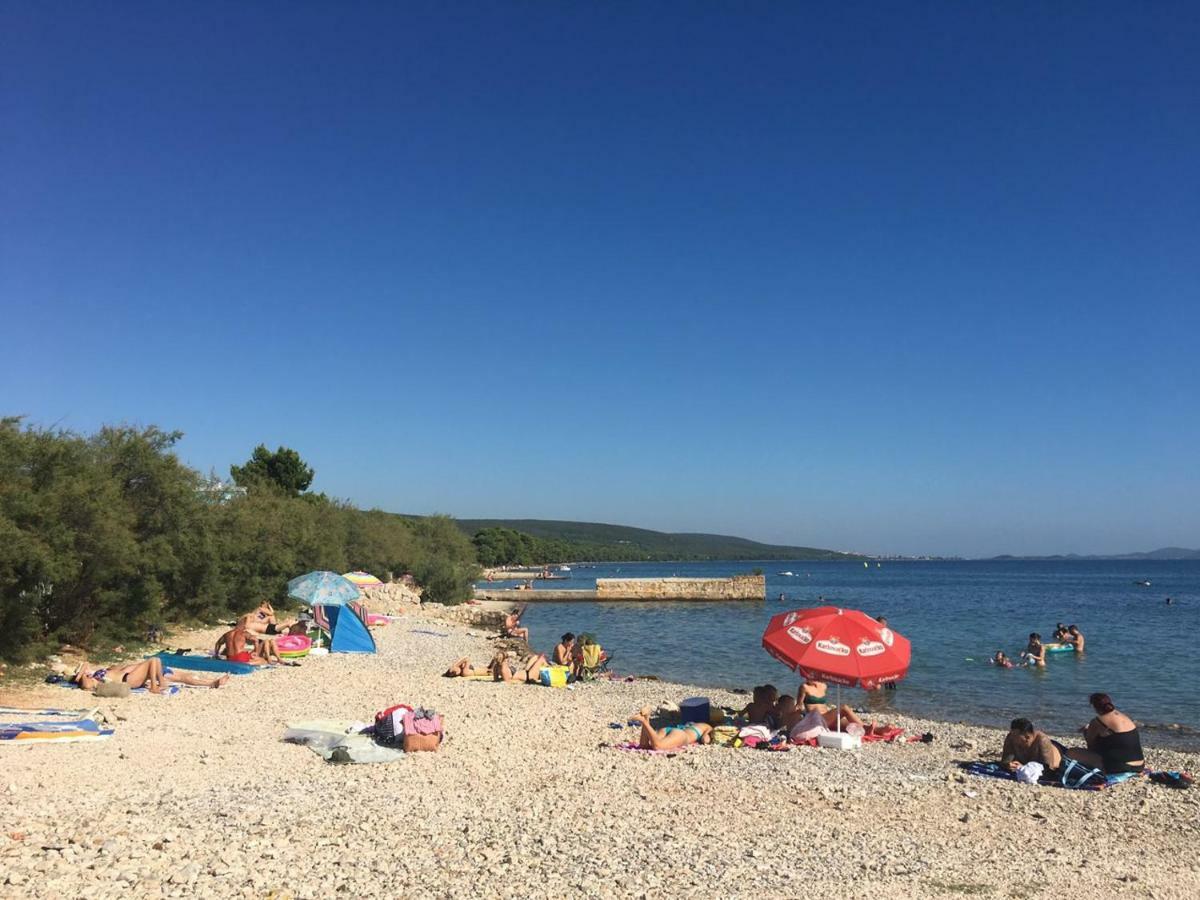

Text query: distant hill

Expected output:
[453,518,861,562]
[991,547,1200,561]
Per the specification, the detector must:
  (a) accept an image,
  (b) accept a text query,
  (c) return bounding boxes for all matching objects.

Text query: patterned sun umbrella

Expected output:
[287,571,361,608]
[342,571,384,589]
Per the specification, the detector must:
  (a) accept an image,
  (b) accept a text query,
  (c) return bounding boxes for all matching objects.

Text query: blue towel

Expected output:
[961,761,1137,790]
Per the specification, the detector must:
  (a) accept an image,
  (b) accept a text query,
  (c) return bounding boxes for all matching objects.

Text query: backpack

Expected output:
[373,704,413,746]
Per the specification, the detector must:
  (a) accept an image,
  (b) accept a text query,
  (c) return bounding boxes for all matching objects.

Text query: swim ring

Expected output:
[1044,642,1076,654]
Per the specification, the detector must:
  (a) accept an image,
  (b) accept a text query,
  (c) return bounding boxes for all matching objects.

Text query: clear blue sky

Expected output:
[3,3,1198,557]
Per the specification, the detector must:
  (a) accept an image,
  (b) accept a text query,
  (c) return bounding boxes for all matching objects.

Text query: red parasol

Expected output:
[762,606,911,689]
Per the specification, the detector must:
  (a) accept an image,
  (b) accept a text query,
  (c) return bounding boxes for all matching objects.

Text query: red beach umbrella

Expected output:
[762,606,911,689]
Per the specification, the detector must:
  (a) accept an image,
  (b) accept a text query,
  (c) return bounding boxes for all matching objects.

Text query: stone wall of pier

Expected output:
[594,574,765,601]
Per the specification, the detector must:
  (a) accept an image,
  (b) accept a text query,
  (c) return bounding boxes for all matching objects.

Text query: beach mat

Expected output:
[1,718,114,745]
[961,761,1138,791]
[57,681,181,696]
[610,741,693,757]
[153,652,257,675]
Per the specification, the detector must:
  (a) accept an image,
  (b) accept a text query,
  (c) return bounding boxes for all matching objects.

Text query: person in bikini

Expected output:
[780,677,895,737]
[243,602,302,636]
[442,657,490,677]
[73,658,228,693]
[631,706,713,750]
[488,650,551,683]
[553,633,576,666]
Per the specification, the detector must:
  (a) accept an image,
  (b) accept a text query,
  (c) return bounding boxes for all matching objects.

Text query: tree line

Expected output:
[471,526,668,567]
[0,419,478,662]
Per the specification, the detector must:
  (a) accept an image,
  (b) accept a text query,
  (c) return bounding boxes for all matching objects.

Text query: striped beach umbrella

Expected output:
[342,571,384,589]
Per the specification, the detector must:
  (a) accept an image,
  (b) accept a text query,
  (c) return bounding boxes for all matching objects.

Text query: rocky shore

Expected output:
[2,608,1198,899]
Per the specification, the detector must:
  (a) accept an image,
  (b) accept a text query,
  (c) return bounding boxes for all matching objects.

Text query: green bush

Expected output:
[0,418,481,661]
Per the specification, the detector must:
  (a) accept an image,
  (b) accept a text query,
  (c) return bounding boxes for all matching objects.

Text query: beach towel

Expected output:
[283,721,406,765]
[610,741,693,756]
[0,718,114,745]
[960,761,1138,791]
[57,681,181,696]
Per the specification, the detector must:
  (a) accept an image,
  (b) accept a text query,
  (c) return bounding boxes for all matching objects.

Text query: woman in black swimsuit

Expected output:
[1073,692,1145,774]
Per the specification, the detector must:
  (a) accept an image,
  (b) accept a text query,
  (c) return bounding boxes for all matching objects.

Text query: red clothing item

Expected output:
[229,652,252,663]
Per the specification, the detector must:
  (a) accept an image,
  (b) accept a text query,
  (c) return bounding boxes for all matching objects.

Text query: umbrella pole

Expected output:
[836,684,842,732]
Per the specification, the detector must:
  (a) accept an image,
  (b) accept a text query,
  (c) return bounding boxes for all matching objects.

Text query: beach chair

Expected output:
[577,643,611,680]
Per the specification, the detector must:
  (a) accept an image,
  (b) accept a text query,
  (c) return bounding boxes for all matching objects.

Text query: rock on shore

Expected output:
[1,612,1198,899]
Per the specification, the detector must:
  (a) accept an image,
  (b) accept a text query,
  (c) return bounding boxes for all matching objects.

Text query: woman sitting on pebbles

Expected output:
[243,602,301,637]
[793,678,881,733]
[488,650,551,683]
[73,658,229,693]
[631,707,713,750]
[1072,693,1144,775]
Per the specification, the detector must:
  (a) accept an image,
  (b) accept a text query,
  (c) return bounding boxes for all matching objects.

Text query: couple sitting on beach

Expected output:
[742,680,889,740]
[213,602,309,666]
[1002,692,1144,782]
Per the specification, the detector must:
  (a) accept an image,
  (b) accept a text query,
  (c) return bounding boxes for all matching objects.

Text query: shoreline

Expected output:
[2,610,1199,897]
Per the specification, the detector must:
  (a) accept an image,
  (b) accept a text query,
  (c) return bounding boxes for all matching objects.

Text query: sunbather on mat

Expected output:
[243,602,300,636]
[792,679,882,733]
[73,658,229,693]
[443,657,490,677]
[632,707,713,750]
[488,651,550,683]
[215,622,281,665]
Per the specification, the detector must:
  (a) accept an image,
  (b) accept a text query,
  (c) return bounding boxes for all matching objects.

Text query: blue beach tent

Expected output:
[314,603,377,654]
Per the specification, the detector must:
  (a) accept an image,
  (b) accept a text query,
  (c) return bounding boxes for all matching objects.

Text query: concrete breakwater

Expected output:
[474,574,765,602]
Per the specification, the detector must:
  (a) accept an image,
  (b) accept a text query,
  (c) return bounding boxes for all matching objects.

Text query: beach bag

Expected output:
[539,666,570,688]
[401,709,443,752]
[1057,758,1103,789]
[373,704,413,747]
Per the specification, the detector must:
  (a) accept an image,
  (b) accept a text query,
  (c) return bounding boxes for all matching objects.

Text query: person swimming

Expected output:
[991,650,1014,668]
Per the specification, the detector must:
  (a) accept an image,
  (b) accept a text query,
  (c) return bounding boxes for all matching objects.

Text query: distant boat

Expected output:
[559,565,571,572]
[1134,580,1151,587]
[777,571,795,577]
[863,562,869,568]
[876,563,881,568]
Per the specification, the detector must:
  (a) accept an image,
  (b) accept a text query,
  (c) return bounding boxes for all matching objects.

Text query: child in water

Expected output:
[991,650,1014,669]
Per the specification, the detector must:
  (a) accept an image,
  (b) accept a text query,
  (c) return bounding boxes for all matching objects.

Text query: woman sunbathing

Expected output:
[443,657,490,677]
[243,602,302,636]
[73,658,229,693]
[794,678,875,732]
[632,707,713,750]
[488,651,550,683]
[215,622,282,665]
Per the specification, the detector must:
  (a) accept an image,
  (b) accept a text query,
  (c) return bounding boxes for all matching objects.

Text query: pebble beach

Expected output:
[2,607,1199,899]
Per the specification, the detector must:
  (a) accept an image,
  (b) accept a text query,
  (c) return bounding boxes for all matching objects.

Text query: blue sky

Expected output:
[3,3,1198,557]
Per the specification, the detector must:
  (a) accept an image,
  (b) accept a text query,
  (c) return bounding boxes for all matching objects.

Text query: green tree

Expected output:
[230,445,314,495]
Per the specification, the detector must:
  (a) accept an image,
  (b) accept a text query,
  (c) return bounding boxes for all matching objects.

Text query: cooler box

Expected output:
[679,697,711,725]
[817,731,862,751]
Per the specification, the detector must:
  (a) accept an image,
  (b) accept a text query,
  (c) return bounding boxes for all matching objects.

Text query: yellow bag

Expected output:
[539,666,570,687]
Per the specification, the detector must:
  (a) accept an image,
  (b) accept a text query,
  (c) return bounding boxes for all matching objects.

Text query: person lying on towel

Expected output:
[443,656,491,677]
[632,707,713,750]
[243,602,302,637]
[488,650,551,683]
[73,658,228,693]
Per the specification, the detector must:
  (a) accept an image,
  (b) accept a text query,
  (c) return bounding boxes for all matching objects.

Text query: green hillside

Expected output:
[454,518,860,562]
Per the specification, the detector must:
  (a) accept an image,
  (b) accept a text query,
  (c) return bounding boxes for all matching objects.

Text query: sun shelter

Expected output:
[311,602,376,654]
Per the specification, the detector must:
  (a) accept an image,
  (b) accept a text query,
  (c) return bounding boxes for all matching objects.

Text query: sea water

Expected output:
[513,559,1200,748]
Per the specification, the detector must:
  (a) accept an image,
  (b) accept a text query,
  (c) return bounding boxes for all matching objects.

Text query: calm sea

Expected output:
[509,559,1200,748]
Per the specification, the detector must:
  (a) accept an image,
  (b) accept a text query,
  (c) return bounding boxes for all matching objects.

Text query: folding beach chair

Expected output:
[577,643,612,680]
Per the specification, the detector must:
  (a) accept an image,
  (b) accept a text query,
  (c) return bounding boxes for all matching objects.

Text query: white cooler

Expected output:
[817,731,862,750]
